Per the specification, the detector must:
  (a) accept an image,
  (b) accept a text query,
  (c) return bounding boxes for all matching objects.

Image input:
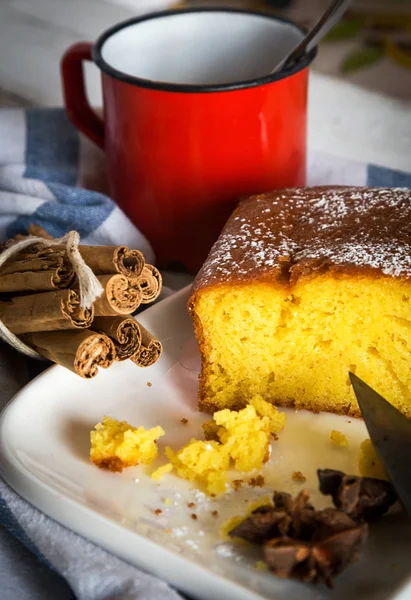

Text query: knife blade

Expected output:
[349,372,411,518]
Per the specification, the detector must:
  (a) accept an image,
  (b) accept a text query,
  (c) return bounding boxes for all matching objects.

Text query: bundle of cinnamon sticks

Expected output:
[0,226,163,378]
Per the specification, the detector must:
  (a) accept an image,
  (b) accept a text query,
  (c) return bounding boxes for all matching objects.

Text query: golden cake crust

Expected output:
[190,186,411,298]
[189,186,411,414]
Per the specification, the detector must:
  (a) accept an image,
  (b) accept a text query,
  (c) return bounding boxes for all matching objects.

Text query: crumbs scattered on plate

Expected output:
[292,471,306,482]
[330,430,348,447]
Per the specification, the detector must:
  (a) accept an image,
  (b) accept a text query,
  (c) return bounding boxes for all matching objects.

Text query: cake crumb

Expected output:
[187,502,196,508]
[90,416,164,472]
[292,471,306,483]
[166,397,286,496]
[180,418,188,424]
[249,475,265,487]
[358,439,387,480]
[191,513,198,520]
[164,528,172,534]
[164,498,172,506]
[271,432,279,441]
[330,430,348,447]
[154,509,162,515]
[255,560,268,571]
[232,479,244,490]
[211,510,219,517]
[151,463,173,481]
[147,382,152,387]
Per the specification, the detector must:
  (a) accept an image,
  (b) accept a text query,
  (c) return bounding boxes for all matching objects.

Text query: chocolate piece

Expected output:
[318,469,397,521]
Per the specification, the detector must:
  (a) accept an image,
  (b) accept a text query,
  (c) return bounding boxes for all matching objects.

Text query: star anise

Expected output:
[229,509,291,544]
[264,524,368,587]
[228,469,397,587]
[228,488,371,587]
[229,490,315,544]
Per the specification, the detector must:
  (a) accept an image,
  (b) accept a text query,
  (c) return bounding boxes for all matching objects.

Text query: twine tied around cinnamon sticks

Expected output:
[0,227,163,376]
[0,231,103,358]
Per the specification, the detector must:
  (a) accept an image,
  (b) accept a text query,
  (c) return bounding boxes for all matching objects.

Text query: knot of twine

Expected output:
[0,231,104,359]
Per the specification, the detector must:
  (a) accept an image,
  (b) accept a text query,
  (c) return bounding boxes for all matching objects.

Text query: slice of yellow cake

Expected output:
[188,186,411,418]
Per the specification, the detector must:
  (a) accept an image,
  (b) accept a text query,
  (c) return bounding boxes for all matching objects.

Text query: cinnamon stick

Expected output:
[93,274,142,316]
[134,265,162,304]
[13,224,54,240]
[93,316,142,361]
[0,251,74,293]
[27,224,53,239]
[0,289,94,334]
[22,330,115,378]
[54,244,145,278]
[131,323,162,367]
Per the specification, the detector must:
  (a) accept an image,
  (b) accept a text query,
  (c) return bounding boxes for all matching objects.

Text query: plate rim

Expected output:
[0,286,267,600]
[0,285,410,600]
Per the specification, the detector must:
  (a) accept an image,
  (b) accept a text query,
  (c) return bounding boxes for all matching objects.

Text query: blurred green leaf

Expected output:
[341,47,384,73]
[324,18,365,41]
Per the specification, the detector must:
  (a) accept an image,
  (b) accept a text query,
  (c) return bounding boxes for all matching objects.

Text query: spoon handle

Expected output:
[271,0,352,74]
[304,0,353,54]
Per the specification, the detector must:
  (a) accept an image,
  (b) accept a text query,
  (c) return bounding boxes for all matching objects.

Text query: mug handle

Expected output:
[61,42,105,150]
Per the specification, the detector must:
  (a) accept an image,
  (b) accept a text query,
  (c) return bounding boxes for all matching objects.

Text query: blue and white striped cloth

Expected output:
[0,108,154,261]
[0,107,410,600]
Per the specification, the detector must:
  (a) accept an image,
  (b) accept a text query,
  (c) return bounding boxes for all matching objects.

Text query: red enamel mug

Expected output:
[61,8,315,273]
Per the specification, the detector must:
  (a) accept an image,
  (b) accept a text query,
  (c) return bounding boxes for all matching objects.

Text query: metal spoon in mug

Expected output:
[271,0,353,73]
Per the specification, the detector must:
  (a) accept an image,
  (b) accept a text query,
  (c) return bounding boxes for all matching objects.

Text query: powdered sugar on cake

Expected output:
[194,186,411,288]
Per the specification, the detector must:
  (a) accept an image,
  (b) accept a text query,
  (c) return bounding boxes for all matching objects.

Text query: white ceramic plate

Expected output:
[0,287,410,600]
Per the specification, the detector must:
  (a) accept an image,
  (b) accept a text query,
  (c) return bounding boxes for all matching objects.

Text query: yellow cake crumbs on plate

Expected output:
[330,429,348,447]
[358,439,387,480]
[164,497,172,506]
[249,394,286,433]
[292,471,306,482]
[151,463,173,481]
[158,396,285,496]
[90,416,164,472]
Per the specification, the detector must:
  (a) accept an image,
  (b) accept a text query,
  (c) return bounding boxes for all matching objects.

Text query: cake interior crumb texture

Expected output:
[90,416,164,472]
[189,187,411,418]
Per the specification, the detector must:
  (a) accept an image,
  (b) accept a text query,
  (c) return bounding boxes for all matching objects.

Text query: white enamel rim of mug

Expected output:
[93,7,317,93]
